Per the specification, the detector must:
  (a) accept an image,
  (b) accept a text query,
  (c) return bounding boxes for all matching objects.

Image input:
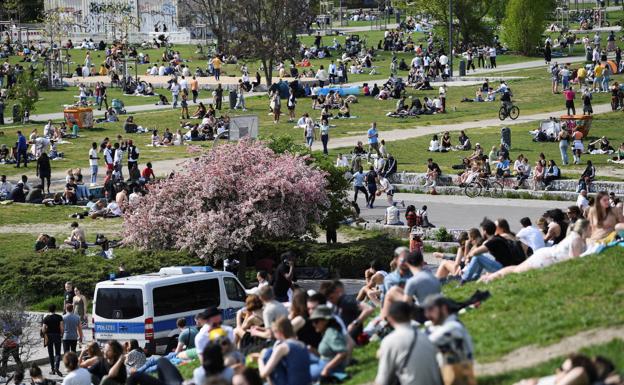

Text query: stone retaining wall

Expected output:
[389,172,624,195]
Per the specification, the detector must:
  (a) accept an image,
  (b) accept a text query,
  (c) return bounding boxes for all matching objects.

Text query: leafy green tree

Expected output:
[502,0,555,55]
[406,0,499,47]
[8,71,39,122]
[0,0,44,23]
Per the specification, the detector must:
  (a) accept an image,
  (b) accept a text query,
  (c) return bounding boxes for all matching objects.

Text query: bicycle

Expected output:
[464,177,504,198]
[498,104,520,120]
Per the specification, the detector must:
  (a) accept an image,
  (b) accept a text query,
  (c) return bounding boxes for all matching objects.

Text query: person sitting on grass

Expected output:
[434,231,469,281]
[63,222,86,250]
[481,219,590,283]
[456,131,471,150]
[356,259,388,307]
[495,155,510,178]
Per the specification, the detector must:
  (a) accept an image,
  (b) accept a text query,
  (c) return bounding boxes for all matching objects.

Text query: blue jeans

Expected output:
[321,134,329,154]
[309,355,328,382]
[77,185,89,200]
[91,165,98,184]
[306,136,314,147]
[559,140,569,165]
[462,254,503,282]
[172,94,179,108]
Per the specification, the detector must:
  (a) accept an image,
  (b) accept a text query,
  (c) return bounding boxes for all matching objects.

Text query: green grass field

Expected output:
[2,64,619,178]
[327,112,623,177]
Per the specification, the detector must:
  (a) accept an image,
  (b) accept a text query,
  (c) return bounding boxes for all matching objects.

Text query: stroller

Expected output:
[501,126,511,150]
[111,99,126,114]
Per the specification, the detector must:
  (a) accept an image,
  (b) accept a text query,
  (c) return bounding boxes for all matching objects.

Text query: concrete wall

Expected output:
[389,172,624,194]
[45,0,182,34]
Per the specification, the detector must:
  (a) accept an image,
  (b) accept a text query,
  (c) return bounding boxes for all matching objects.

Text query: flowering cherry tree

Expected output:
[123,140,329,261]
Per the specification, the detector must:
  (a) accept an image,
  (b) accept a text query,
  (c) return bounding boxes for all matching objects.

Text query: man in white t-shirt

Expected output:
[516,217,545,252]
[194,307,235,360]
[44,120,54,138]
[179,76,189,94]
[576,189,589,211]
[62,352,92,385]
[170,81,180,108]
[149,64,158,76]
[88,142,99,185]
[158,65,166,76]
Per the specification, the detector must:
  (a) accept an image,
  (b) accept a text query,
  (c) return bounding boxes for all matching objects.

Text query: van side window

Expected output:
[224,277,246,302]
[153,279,220,317]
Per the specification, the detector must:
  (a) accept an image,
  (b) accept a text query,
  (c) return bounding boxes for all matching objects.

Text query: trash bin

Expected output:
[229,89,238,108]
[459,60,466,76]
[501,126,511,150]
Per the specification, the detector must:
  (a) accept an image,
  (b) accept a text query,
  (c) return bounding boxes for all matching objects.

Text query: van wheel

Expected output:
[165,335,179,353]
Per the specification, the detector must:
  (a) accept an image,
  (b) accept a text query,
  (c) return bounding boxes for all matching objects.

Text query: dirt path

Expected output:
[0,221,123,235]
[475,326,624,376]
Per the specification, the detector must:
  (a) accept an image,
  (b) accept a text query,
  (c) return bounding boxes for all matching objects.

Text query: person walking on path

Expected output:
[36,152,52,194]
[190,76,199,103]
[320,117,330,155]
[564,86,576,115]
[558,129,570,166]
[214,84,223,110]
[212,55,222,81]
[89,142,99,185]
[170,80,180,108]
[367,122,381,157]
[15,130,28,168]
[62,304,83,354]
[42,304,64,376]
[304,115,317,151]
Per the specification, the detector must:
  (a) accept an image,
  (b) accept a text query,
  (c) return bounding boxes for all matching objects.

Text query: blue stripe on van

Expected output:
[95,308,241,335]
[94,322,144,334]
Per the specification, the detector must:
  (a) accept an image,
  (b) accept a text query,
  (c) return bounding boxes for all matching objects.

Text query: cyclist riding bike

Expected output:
[497,81,514,113]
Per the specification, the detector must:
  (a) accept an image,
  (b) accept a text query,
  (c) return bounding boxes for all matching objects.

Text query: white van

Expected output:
[92,266,247,354]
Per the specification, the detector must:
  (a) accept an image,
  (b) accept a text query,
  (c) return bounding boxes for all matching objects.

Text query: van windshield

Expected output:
[95,288,143,319]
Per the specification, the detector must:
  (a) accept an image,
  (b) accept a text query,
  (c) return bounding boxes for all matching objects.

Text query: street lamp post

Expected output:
[449,0,453,77]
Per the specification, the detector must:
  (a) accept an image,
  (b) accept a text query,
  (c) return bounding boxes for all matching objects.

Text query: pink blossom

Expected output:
[123,140,329,261]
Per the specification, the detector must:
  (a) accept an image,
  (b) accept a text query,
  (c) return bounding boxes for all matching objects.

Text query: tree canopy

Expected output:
[502,0,555,55]
[123,140,329,261]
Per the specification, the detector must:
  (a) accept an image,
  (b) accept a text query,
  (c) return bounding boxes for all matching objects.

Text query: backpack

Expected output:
[414,210,424,227]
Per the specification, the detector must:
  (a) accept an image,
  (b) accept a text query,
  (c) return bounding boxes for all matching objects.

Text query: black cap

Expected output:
[197,306,220,320]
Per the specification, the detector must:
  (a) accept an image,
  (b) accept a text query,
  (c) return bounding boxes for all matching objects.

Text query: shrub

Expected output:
[433,227,454,242]
[250,234,404,278]
[0,248,198,301]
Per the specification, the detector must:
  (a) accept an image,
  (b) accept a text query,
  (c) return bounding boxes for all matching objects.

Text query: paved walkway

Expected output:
[357,193,570,232]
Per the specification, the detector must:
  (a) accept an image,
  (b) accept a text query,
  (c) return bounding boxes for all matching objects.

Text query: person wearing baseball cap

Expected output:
[194,306,234,359]
[424,294,476,385]
[374,301,442,385]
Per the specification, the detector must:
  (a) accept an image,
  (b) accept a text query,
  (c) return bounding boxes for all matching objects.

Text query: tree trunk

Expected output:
[237,254,248,287]
[263,58,273,87]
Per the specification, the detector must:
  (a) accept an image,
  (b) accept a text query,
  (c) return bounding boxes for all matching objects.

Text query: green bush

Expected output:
[0,248,199,300]
[250,234,403,278]
[433,227,454,242]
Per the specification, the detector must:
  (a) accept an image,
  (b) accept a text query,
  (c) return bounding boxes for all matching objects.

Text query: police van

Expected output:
[92,266,246,354]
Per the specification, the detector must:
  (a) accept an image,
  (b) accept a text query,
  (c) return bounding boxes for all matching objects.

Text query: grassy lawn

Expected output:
[340,246,624,384]
[0,202,88,225]
[479,339,624,385]
[1,65,620,178]
[326,112,623,177]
